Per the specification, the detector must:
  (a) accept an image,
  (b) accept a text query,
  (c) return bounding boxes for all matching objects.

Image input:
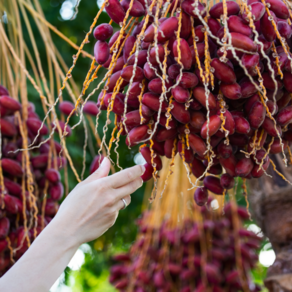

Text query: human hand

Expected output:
[53,158,145,247]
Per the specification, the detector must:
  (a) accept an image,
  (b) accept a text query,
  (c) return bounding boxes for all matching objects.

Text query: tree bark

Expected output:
[248,155,292,292]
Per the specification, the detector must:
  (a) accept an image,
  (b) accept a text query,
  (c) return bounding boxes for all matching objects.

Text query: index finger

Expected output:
[107,165,145,188]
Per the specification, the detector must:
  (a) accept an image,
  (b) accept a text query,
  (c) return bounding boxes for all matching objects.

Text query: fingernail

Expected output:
[100,157,107,168]
[140,165,146,174]
[140,179,144,187]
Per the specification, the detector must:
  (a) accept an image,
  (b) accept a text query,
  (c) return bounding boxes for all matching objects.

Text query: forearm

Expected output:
[0,217,79,292]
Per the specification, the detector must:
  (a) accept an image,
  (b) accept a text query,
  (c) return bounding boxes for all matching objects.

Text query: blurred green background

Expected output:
[19,0,273,290]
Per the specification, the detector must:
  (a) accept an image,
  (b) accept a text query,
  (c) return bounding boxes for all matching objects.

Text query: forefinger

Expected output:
[107,165,145,189]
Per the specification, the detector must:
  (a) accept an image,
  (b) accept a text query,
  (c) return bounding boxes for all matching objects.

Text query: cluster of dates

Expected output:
[92,0,292,203]
[0,85,66,275]
[110,201,262,292]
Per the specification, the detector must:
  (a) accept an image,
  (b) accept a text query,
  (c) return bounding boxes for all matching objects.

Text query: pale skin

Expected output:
[0,158,145,292]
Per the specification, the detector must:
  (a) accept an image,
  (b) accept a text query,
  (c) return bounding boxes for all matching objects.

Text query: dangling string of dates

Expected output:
[109,156,263,291]
[7,0,292,205]
[0,85,66,275]
[0,0,111,275]
[72,0,292,206]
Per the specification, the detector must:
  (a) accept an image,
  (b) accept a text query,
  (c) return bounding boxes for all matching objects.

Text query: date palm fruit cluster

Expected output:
[87,0,292,204]
[110,203,262,292]
[108,156,262,291]
[0,85,66,275]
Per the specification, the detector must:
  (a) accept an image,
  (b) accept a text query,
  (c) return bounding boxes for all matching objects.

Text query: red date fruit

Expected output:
[49,182,64,201]
[179,12,192,39]
[235,157,254,177]
[128,50,148,67]
[261,11,277,42]
[283,72,292,93]
[230,32,257,52]
[124,110,150,128]
[209,1,240,18]
[194,187,209,206]
[0,218,10,239]
[121,0,145,17]
[126,125,149,146]
[220,83,242,100]
[172,86,190,103]
[177,141,194,163]
[83,101,99,116]
[2,159,23,177]
[270,138,288,154]
[141,163,153,182]
[262,117,282,137]
[219,155,236,177]
[242,2,265,22]
[148,78,173,94]
[94,41,110,65]
[156,17,178,43]
[266,0,289,19]
[240,78,258,99]
[203,176,224,195]
[191,157,206,179]
[144,63,158,80]
[182,0,206,18]
[164,139,177,158]
[177,72,198,89]
[173,39,192,70]
[228,15,252,37]
[121,66,144,82]
[143,18,167,43]
[217,141,233,159]
[200,115,222,139]
[190,111,206,132]
[90,155,104,174]
[245,94,260,114]
[251,159,270,178]
[142,93,168,112]
[233,115,251,134]
[26,118,48,136]
[211,59,236,85]
[189,134,207,157]
[277,92,291,111]
[192,87,217,110]
[278,21,292,40]
[248,101,266,128]
[105,0,126,24]
[155,127,177,142]
[171,101,190,124]
[0,119,17,137]
[140,146,162,171]
[93,24,113,41]
[45,169,61,184]
[4,178,21,196]
[220,173,235,189]
[208,164,222,175]
[276,105,292,126]
[149,45,166,65]
[59,101,75,116]
[208,18,222,36]
[0,96,21,112]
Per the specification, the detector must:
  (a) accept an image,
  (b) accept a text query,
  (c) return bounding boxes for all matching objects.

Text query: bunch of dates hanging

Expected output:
[0,85,66,275]
[92,0,292,202]
[110,201,262,292]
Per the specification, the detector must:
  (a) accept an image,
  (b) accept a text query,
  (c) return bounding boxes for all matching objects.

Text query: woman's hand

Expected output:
[0,158,145,292]
[54,157,145,246]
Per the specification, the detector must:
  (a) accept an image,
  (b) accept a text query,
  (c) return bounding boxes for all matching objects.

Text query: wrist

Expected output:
[45,214,81,251]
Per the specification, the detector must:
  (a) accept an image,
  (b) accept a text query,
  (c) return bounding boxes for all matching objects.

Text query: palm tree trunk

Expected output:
[248,155,292,292]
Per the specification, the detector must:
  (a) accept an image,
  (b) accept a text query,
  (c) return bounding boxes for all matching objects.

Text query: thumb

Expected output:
[85,157,111,183]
